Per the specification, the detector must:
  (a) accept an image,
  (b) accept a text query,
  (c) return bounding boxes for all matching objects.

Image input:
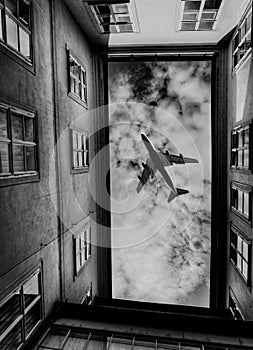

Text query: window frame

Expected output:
[67,50,88,108]
[230,224,251,288]
[89,2,138,34]
[231,182,251,223]
[0,0,33,63]
[73,221,92,277]
[70,127,89,174]
[0,269,43,348]
[0,101,39,187]
[179,0,223,32]
[231,122,251,171]
[232,1,252,71]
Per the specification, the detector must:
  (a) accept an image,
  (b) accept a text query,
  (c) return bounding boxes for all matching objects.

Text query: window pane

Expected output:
[116,15,131,23]
[244,128,249,145]
[25,301,41,336]
[242,260,248,280]
[19,0,30,28]
[0,293,20,335]
[0,143,10,173]
[25,146,35,171]
[6,14,18,50]
[78,151,83,167]
[20,28,30,58]
[238,191,243,212]
[73,151,78,168]
[243,241,248,260]
[118,23,133,32]
[243,192,249,217]
[230,246,237,264]
[0,321,22,350]
[238,131,243,147]
[84,151,87,167]
[24,117,33,141]
[77,134,82,149]
[6,0,17,15]
[246,11,252,33]
[185,1,201,11]
[201,11,217,20]
[243,148,249,168]
[23,273,40,309]
[113,4,128,14]
[237,235,243,253]
[198,21,215,30]
[13,144,24,172]
[0,108,8,138]
[183,12,198,21]
[238,150,243,166]
[237,254,242,271]
[181,22,196,31]
[231,150,237,166]
[12,113,23,140]
[204,0,222,10]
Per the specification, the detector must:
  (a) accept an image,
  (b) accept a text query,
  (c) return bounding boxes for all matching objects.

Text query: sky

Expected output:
[108,60,211,307]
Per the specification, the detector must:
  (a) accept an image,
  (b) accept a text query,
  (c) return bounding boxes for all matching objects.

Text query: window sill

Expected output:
[71,167,89,175]
[231,207,251,226]
[0,40,34,74]
[68,92,88,109]
[74,256,92,281]
[0,173,40,187]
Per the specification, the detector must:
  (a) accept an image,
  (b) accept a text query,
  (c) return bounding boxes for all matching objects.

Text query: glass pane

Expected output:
[243,148,249,168]
[244,128,249,145]
[181,22,196,31]
[6,0,16,15]
[74,79,80,96]
[204,0,222,10]
[72,132,77,149]
[231,230,237,247]
[70,58,80,78]
[237,235,243,252]
[244,192,249,217]
[77,134,82,149]
[0,108,8,138]
[0,293,20,335]
[185,1,201,11]
[25,301,41,336]
[0,321,22,350]
[246,11,252,33]
[118,23,133,32]
[230,246,237,264]
[113,4,128,14]
[73,151,78,168]
[198,21,215,30]
[237,254,242,271]
[231,150,237,166]
[242,260,248,279]
[13,144,24,172]
[238,191,243,212]
[116,15,131,23]
[23,273,40,309]
[78,152,83,167]
[183,12,198,21]
[70,76,75,94]
[6,14,18,50]
[238,150,243,166]
[0,8,3,40]
[24,117,33,141]
[25,146,35,171]
[243,241,248,260]
[19,0,30,28]
[84,151,87,167]
[0,143,10,173]
[238,131,243,147]
[82,86,86,102]
[20,28,30,58]
[12,113,23,140]
[201,11,217,20]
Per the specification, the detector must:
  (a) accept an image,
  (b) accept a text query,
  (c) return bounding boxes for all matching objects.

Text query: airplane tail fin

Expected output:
[167,191,177,203]
[176,188,189,196]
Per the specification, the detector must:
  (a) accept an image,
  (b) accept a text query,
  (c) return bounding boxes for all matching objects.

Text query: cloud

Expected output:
[109,61,211,306]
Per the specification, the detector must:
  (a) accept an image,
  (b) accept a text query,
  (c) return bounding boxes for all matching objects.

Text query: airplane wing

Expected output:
[160,151,198,165]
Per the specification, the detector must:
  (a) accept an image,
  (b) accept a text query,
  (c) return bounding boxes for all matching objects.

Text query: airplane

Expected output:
[137,133,199,203]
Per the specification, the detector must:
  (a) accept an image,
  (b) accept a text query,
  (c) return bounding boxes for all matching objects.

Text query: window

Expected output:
[229,289,244,320]
[71,128,89,172]
[68,52,87,106]
[230,225,251,285]
[232,2,252,69]
[73,222,91,276]
[231,183,251,220]
[0,0,32,61]
[90,2,135,33]
[0,103,38,180]
[180,0,223,31]
[0,270,43,349]
[82,283,92,305]
[231,124,250,170]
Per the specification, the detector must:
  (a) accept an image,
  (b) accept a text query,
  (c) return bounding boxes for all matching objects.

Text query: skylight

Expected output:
[90,2,136,33]
[180,0,223,31]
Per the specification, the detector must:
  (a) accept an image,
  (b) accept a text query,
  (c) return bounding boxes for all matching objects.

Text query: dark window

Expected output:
[232,3,252,69]
[0,103,38,178]
[0,0,32,61]
[91,3,134,33]
[231,124,250,170]
[73,222,91,276]
[230,226,251,285]
[68,53,87,106]
[71,128,89,172]
[0,270,42,348]
[231,184,250,220]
